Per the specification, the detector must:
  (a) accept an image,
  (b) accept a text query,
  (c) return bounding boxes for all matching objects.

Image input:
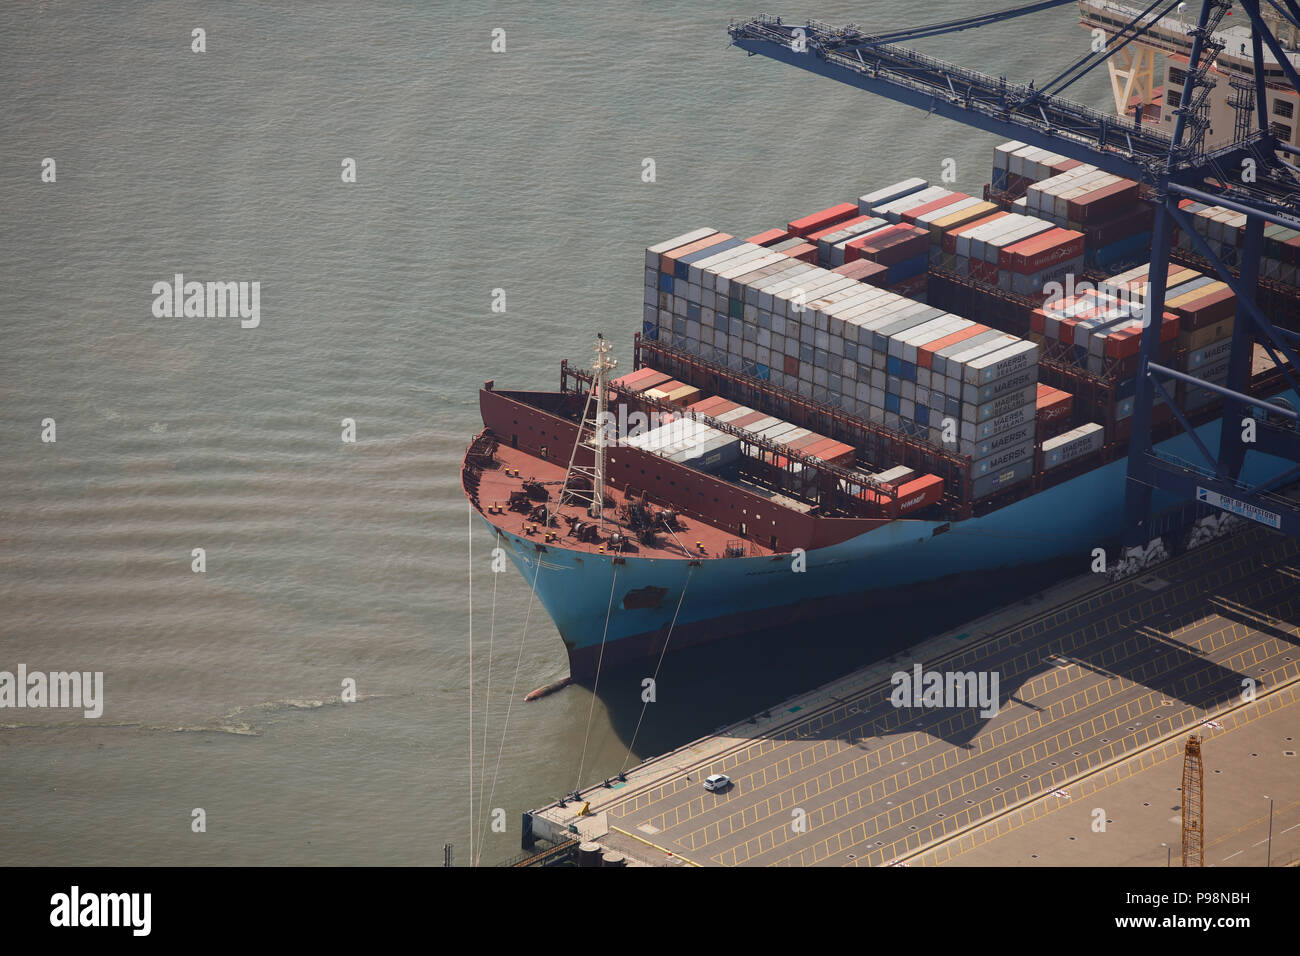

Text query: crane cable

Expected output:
[475,540,544,866]
[1038,0,1180,99]
[621,565,695,773]
[844,0,1078,48]
[575,564,620,792]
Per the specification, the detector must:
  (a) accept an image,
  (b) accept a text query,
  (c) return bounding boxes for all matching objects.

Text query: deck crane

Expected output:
[729,2,1300,544]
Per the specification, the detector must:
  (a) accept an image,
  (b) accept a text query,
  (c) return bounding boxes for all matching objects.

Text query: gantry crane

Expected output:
[729,1,1300,545]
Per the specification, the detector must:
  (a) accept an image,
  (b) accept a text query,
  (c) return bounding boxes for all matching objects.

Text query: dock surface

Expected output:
[531,524,1300,866]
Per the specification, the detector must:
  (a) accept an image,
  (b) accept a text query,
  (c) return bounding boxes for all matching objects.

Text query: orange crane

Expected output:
[1182,735,1204,867]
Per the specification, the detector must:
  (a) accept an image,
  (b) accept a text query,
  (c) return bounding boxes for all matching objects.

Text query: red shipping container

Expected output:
[1284,234,1300,266]
[918,324,990,369]
[895,474,945,514]
[783,354,800,376]
[1036,384,1073,422]
[852,224,930,267]
[747,227,790,246]
[613,367,662,389]
[730,411,769,429]
[813,441,857,467]
[788,202,859,238]
[941,212,1011,254]
[1067,179,1140,223]
[969,258,999,284]
[1051,158,1083,175]
[900,193,969,225]
[832,259,889,284]
[783,241,819,264]
[616,369,673,392]
[806,214,876,244]
[659,232,733,274]
[1000,227,1086,273]
[890,273,928,298]
[785,433,827,452]
[1084,204,1154,249]
[1169,284,1236,329]
[688,395,729,415]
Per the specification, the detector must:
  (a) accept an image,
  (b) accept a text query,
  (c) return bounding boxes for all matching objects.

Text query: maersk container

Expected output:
[1186,337,1233,371]
[971,457,1033,498]
[976,366,1038,404]
[976,403,1035,441]
[963,339,1039,386]
[974,437,1035,476]
[1042,423,1104,469]
[968,383,1038,424]
[932,329,1005,377]
[975,421,1035,460]
[946,334,1021,382]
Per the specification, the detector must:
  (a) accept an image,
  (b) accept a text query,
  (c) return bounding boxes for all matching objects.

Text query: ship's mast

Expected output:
[556,334,617,531]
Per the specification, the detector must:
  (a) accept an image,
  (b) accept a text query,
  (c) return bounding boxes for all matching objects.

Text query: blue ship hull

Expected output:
[484,414,1291,680]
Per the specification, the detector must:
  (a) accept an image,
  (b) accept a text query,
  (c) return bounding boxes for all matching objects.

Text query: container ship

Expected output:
[461,144,1299,681]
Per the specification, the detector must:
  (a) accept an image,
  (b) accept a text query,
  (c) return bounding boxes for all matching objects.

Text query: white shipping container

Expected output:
[1042,423,1104,469]
[687,241,762,285]
[859,178,929,212]
[964,339,1039,386]
[872,185,951,221]
[646,228,717,268]
[966,384,1037,424]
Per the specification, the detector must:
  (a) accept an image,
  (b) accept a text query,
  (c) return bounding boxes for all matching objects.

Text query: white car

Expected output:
[703,773,731,792]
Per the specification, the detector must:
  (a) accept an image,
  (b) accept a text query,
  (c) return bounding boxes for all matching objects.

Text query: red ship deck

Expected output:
[471,440,776,561]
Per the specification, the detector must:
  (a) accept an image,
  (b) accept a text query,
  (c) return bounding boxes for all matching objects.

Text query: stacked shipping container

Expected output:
[644,206,1044,497]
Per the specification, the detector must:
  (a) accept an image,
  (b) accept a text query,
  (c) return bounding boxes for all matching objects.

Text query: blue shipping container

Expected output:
[886,253,929,286]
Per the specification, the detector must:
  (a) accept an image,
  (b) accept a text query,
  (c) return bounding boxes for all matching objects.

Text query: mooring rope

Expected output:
[575,564,620,792]
[621,566,694,773]
[467,501,474,868]
[476,544,543,866]
[474,529,501,864]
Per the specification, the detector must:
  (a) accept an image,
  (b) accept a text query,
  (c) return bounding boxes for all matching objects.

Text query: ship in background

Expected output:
[462,145,1300,682]
[1079,0,1300,150]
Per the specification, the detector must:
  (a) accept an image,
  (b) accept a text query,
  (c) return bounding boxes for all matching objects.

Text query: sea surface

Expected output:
[0,1,1114,865]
